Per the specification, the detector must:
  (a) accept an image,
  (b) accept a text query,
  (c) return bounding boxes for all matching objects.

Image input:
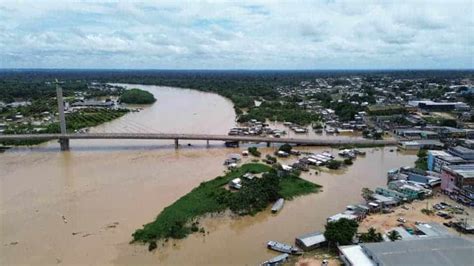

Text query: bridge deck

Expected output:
[0,133,397,146]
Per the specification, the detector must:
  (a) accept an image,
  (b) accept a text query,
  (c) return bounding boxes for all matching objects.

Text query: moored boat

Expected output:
[261,253,289,266]
[267,240,302,255]
[271,198,284,213]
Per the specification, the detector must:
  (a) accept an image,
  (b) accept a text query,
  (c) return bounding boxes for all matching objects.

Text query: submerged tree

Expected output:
[361,187,374,201]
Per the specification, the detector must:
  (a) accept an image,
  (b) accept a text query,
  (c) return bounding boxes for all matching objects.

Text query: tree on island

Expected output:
[120,88,156,104]
[324,218,359,247]
[326,160,343,170]
[279,143,292,153]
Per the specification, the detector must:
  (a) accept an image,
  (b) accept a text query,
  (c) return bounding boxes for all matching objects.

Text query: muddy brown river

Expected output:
[0,85,416,265]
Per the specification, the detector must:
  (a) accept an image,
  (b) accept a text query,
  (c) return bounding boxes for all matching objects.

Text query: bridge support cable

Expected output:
[120,119,160,134]
[108,119,151,134]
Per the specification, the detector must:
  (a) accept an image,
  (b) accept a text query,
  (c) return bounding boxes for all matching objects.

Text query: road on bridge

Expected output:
[0,133,398,147]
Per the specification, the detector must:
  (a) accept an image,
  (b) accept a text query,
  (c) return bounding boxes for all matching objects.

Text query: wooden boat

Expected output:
[261,253,289,266]
[271,198,284,213]
[267,240,302,255]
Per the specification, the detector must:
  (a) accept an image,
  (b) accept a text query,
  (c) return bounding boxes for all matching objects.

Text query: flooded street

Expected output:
[0,85,416,265]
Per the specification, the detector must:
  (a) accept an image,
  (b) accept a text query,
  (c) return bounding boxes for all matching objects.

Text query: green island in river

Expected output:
[132,163,321,251]
[120,88,156,104]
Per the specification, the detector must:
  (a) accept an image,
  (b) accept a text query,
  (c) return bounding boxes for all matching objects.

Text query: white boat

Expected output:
[267,240,302,255]
[261,253,289,266]
[271,198,285,213]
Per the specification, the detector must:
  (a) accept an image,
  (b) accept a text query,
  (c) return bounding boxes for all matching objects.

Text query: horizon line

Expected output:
[0,68,473,72]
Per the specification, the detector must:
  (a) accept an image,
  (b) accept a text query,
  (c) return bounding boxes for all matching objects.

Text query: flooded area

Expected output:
[0,85,416,265]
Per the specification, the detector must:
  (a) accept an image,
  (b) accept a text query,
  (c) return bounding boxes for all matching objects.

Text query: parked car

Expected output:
[397,217,407,223]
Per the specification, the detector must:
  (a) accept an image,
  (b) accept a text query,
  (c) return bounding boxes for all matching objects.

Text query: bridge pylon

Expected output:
[55,80,69,151]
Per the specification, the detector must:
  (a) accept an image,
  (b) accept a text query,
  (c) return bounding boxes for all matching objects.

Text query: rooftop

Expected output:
[339,245,375,266]
[295,231,326,247]
[450,145,474,155]
[362,236,474,266]
[443,164,474,179]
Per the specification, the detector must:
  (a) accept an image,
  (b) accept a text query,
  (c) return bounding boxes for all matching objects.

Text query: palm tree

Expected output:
[387,230,401,241]
[360,227,383,242]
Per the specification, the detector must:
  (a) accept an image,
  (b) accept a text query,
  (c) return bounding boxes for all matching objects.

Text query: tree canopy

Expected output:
[360,227,383,243]
[324,218,358,246]
[120,88,156,104]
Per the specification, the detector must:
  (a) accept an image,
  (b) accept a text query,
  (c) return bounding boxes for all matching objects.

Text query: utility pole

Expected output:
[56,80,69,151]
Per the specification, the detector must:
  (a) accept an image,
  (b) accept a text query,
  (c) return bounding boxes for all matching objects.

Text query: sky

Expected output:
[0,0,473,70]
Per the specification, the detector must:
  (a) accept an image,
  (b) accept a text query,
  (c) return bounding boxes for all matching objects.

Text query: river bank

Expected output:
[0,85,417,265]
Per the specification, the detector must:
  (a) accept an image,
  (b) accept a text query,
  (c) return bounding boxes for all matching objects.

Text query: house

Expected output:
[370,194,399,208]
[448,146,474,160]
[388,181,426,200]
[375,187,408,202]
[295,232,326,251]
[440,164,474,193]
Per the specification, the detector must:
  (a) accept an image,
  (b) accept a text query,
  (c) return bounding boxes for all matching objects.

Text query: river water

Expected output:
[0,84,416,265]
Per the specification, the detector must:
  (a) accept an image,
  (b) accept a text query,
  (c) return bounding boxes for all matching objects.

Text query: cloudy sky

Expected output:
[0,0,473,69]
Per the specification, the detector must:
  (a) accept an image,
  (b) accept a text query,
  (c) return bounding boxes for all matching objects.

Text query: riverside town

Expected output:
[1,1,473,266]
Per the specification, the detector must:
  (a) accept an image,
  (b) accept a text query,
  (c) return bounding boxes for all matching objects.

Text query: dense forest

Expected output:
[120,88,156,104]
[1,69,472,124]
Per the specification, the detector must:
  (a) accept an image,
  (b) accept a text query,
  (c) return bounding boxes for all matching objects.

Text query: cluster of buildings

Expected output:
[228,119,285,138]
[422,142,474,207]
[272,75,474,142]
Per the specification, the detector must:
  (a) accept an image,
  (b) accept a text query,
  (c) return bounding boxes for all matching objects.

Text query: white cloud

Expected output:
[0,0,472,69]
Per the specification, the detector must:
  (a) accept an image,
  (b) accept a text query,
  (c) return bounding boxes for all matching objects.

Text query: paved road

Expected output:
[0,133,398,146]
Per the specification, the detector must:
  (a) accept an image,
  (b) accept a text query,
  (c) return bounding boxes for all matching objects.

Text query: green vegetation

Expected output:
[279,143,293,153]
[387,230,401,241]
[238,101,321,125]
[415,149,428,171]
[343,158,353,165]
[361,187,374,201]
[248,146,261,157]
[421,208,434,216]
[264,154,277,164]
[326,160,343,170]
[324,218,359,247]
[278,173,320,199]
[1,108,129,146]
[132,163,321,250]
[359,227,383,243]
[120,88,156,104]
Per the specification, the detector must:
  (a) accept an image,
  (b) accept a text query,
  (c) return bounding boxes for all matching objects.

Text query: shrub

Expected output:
[327,160,343,170]
[248,147,261,157]
[279,143,292,153]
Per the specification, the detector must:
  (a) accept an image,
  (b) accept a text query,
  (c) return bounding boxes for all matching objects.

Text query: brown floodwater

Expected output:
[0,85,416,265]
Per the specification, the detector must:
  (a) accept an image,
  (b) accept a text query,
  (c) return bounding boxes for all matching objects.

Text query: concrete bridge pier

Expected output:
[266,142,271,147]
[174,138,179,149]
[206,140,210,148]
[59,138,69,151]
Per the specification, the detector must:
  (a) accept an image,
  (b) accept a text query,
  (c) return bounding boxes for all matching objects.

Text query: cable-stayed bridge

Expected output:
[0,82,397,151]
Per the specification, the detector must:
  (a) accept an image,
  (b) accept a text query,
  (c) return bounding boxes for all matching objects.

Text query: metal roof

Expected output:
[339,245,375,266]
[362,236,474,266]
[295,231,326,247]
